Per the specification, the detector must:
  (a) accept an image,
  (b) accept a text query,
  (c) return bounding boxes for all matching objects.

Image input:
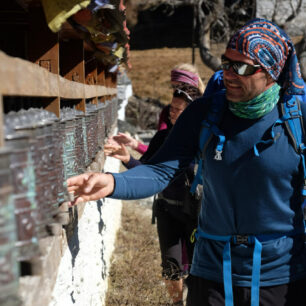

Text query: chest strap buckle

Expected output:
[232,235,253,245]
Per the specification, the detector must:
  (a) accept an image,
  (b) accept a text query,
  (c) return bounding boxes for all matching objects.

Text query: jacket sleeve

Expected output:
[109,98,207,200]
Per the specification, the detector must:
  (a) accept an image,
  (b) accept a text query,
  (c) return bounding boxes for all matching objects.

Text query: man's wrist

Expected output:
[105,173,115,196]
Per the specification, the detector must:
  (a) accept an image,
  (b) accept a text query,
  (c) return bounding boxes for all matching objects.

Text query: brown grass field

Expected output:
[125,46,224,104]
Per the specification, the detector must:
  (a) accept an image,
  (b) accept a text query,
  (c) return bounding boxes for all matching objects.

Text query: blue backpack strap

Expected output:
[190,90,227,193]
[280,95,306,198]
[196,227,304,306]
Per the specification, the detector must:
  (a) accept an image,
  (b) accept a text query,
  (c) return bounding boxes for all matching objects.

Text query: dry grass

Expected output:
[105,149,172,305]
[105,201,172,305]
[126,46,224,104]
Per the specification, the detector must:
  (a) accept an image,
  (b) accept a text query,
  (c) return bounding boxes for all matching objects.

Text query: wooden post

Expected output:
[104,70,112,101]
[85,52,98,104]
[97,63,106,102]
[60,39,85,112]
[28,6,59,74]
[27,6,60,116]
[45,97,60,118]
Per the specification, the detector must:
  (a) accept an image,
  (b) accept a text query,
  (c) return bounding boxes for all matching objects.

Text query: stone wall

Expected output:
[257,0,306,36]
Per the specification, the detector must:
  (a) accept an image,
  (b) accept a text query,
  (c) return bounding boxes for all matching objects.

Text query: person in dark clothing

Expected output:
[104,87,202,305]
[110,63,205,155]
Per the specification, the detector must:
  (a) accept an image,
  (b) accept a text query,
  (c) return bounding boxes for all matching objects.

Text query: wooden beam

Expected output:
[0,50,116,99]
[0,51,59,97]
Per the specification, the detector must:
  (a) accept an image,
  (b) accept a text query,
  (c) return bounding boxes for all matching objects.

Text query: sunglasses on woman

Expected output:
[221,55,263,76]
[173,88,193,103]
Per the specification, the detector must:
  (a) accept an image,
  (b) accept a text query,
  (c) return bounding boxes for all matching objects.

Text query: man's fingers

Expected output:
[83,174,103,193]
[67,173,89,187]
[67,185,80,192]
[68,196,86,207]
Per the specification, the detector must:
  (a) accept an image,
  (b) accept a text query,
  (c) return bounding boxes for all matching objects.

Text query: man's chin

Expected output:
[226,93,241,103]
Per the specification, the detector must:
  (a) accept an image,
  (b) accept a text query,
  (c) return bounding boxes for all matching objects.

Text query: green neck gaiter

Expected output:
[228,83,281,119]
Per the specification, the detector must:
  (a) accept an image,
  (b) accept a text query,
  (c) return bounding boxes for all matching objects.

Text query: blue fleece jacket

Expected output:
[110,81,306,287]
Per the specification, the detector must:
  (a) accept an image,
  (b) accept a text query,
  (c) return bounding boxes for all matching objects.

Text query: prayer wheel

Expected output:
[97,102,106,149]
[14,110,56,238]
[0,148,21,306]
[61,108,78,179]
[4,132,39,261]
[74,110,87,173]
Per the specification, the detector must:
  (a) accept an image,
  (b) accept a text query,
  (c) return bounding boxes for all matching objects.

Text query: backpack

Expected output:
[190,90,306,306]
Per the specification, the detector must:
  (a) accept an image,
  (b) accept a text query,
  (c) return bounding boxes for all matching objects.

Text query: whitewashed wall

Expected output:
[49,156,122,306]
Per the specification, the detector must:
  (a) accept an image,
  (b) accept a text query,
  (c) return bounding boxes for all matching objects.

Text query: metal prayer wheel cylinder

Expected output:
[97,103,106,148]
[85,111,95,164]
[61,110,78,179]
[85,103,99,159]
[104,100,112,136]
[4,133,39,261]
[90,109,99,157]
[80,114,90,167]
[42,121,59,216]
[0,148,21,306]
[52,120,68,204]
[74,111,87,173]
[14,122,53,238]
[111,97,118,127]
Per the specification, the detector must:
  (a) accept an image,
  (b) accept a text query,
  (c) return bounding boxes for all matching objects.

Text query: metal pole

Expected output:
[192,1,197,64]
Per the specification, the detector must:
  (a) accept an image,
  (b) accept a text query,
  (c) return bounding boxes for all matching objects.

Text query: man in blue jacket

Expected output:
[67,19,306,306]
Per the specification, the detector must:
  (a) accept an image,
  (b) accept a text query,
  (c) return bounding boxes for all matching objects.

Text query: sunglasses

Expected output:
[221,55,263,76]
[173,89,193,103]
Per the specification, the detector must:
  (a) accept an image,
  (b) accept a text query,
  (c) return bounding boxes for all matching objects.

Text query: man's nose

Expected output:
[224,66,238,79]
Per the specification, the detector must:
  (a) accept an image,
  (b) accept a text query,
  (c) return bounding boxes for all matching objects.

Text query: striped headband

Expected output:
[171,69,199,88]
[227,18,305,95]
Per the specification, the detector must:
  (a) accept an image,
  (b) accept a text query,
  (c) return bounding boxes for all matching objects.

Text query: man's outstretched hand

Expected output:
[67,172,115,206]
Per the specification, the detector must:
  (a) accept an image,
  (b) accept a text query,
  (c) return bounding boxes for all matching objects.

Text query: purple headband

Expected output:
[227,18,305,95]
[171,69,199,88]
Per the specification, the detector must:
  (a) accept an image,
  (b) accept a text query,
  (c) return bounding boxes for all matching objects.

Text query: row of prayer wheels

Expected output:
[0,98,118,305]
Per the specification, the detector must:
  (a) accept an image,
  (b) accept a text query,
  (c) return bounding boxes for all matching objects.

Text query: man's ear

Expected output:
[266,73,275,85]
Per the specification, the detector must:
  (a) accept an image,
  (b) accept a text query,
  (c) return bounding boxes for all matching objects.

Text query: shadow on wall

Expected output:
[129,5,195,50]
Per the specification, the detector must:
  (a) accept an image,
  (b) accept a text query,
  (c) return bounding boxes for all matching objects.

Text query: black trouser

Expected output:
[155,200,198,280]
[186,275,306,306]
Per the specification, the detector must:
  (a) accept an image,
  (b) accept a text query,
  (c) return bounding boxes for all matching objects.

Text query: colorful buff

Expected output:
[171,69,199,88]
[227,18,305,95]
[229,83,281,119]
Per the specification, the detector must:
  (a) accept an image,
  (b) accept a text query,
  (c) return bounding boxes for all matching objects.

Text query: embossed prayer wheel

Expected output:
[104,100,112,137]
[90,108,99,157]
[50,118,67,205]
[0,148,21,306]
[4,132,39,262]
[97,102,106,149]
[14,111,54,238]
[84,107,95,163]
[74,110,87,173]
[110,97,118,127]
[61,108,78,179]
[86,103,100,159]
